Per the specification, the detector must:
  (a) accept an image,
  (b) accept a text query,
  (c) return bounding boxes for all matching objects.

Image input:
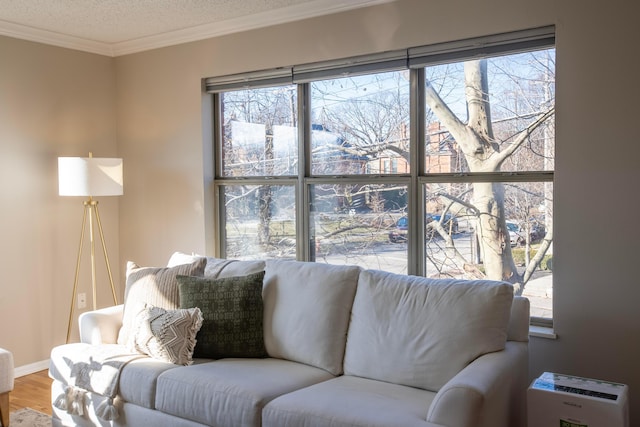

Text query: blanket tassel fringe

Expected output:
[54,385,120,421]
[53,385,85,416]
[96,397,119,421]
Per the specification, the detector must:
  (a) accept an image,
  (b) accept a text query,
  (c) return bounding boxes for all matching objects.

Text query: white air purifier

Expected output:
[528,372,628,427]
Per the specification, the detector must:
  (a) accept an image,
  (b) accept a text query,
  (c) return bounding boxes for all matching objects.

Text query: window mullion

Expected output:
[215,185,226,258]
[298,83,311,261]
[408,68,425,276]
[212,93,225,258]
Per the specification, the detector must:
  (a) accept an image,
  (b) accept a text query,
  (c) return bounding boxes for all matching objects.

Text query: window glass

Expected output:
[212,36,555,322]
[220,86,298,177]
[423,181,553,316]
[424,50,555,174]
[421,48,554,320]
[221,184,296,260]
[310,183,408,273]
[310,71,410,176]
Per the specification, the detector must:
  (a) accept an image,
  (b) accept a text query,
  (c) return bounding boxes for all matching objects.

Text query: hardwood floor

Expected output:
[9,370,52,416]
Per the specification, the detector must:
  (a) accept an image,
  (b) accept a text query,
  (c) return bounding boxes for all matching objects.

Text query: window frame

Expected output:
[208,26,555,326]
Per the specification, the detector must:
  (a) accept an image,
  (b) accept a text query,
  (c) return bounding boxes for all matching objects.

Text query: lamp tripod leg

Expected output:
[66,204,89,343]
[65,199,119,343]
[93,203,119,305]
[88,202,98,311]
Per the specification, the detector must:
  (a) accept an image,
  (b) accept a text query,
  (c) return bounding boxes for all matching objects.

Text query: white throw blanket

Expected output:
[53,345,146,421]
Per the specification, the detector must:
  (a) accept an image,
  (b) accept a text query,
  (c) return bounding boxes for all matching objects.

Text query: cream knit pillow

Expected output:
[117,258,206,346]
[128,305,203,365]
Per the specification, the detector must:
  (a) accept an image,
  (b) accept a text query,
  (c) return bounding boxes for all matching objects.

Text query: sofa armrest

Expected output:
[78,304,124,345]
[426,341,528,427]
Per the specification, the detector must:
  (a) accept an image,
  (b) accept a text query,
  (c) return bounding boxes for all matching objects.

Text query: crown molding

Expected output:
[0,19,114,56]
[0,0,395,57]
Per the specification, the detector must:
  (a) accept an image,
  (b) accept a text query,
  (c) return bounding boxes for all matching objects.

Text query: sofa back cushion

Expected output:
[344,269,514,392]
[263,260,360,375]
[210,258,266,279]
[165,252,265,279]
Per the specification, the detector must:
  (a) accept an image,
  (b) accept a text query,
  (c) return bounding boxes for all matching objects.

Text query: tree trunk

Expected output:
[258,132,274,246]
[426,59,527,291]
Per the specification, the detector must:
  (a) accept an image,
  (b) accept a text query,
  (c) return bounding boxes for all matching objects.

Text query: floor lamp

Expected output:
[58,153,123,343]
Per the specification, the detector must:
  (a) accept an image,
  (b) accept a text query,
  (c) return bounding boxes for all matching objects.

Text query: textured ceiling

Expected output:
[0,0,318,44]
[0,0,394,55]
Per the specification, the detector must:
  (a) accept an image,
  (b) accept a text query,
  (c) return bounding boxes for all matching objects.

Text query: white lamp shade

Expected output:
[58,157,123,197]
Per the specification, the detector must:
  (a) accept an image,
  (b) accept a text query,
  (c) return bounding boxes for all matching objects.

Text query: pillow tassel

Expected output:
[96,397,119,421]
[183,310,203,366]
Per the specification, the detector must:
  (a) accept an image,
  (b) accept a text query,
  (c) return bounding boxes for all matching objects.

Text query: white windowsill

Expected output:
[529,325,557,339]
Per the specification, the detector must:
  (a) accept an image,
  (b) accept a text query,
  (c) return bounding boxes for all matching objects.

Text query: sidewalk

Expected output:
[522,274,553,318]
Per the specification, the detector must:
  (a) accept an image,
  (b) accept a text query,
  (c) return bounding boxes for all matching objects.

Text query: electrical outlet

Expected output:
[78,293,87,309]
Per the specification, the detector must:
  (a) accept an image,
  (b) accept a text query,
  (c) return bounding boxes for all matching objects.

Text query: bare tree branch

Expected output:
[493,107,555,167]
[424,81,472,150]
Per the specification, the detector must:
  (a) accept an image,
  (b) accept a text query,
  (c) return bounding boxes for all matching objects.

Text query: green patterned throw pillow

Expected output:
[177,271,267,359]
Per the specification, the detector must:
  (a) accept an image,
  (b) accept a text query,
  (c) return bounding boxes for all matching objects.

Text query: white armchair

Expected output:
[0,348,14,426]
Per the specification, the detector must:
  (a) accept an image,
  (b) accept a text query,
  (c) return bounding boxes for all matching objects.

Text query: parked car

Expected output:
[389,213,459,243]
[506,221,523,247]
[388,216,409,243]
[506,220,545,247]
[527,222,546,242]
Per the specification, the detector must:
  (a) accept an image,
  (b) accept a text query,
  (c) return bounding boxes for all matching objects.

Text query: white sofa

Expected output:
[49,256,530,427]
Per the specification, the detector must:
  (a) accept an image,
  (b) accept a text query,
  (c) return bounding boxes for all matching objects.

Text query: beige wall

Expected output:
[0,36,119,367]
[2,0,640,422]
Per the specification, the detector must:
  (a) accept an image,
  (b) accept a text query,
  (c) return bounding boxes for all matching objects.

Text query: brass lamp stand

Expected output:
[59,153,123,343]
[66,197,119,343]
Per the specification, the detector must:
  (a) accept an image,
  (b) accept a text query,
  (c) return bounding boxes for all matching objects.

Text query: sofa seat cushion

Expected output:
[263,260,360,375]
[50,343,179,410]
[155,358,335,427]
[344,270,514,392]
[262,375,435,427]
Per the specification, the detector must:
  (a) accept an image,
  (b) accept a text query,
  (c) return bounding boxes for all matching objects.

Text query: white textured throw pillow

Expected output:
[166,251,204,268]
[344,269,514,392]
[117,258,207,346]
[128,305,203,365]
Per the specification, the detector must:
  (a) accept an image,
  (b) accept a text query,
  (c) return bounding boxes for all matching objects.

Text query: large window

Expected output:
[208,27,555,322]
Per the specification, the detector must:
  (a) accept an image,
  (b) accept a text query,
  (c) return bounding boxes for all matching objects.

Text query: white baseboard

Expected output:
[15,359,50,378]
